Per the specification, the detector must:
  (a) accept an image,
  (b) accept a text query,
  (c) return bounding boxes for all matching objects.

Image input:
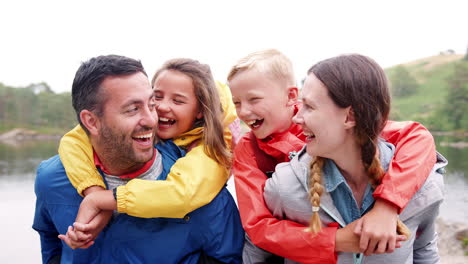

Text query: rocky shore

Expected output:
[437,218,468,264]
[0,128,61,141]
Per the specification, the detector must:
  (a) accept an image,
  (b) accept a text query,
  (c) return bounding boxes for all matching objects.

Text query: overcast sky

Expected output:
[1,0,466,93]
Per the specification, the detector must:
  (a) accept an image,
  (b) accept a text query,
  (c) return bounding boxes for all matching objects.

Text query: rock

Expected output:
[0,128,38,140]
[436,218,468,264]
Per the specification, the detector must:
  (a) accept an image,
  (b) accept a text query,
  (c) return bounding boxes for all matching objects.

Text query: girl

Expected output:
[263,54,446,263]
[58,58,241,253]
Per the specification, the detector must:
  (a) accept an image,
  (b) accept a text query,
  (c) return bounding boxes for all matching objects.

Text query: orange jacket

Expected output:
[233,120,436,264]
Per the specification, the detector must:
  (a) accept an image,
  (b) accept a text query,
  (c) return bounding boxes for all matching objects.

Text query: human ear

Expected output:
[286,87,299,106]
[344,107,356,129]
[196,111,203,120]
[80,110,100,136]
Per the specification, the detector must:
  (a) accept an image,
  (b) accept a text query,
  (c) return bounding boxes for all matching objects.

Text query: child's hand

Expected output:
[336,217,405,254]
[73,210,113,242]
[353,199,404,256]
[335,220,362,253]
[58,226,94,249]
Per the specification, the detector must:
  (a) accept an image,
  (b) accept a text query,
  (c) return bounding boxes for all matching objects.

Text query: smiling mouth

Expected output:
[132,132,153,143]
[159,117,176,126]
[303,132,315,141]
[246,119,264,129]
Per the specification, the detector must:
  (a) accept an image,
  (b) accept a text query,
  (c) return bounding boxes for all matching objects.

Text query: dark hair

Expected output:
[71,55,147,133]
[306,54,410,239]
[309,54,390,166]
[152,58,231,168]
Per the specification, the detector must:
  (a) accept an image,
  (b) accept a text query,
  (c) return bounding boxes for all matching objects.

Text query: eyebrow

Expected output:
[154,89,189,100]
[302,96,316,107]
[122,93,155,108]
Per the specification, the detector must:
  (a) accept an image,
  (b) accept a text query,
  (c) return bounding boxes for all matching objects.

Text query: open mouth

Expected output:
[303,132,316,141]
[159,117,176,127]
[132,132,153,143]
[246,119,264,129]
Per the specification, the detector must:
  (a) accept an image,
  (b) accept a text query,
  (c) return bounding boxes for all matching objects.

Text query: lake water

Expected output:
[0,136,466,262]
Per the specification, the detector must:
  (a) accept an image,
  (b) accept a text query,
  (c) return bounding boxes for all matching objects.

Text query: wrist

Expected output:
[374,199,398,214]
[83,185,106,196]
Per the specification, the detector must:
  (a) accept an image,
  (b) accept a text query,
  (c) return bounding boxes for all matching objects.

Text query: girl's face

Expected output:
[153,70,202,140]
[293,73,352,159]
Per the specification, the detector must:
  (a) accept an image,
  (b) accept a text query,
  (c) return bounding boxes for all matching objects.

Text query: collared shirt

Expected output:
[324,140,395,225]
[93,150,157,179]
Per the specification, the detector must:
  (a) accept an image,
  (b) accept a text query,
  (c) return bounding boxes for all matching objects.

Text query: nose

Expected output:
[292,108,303,125]
[156,100,170,113]
[141,105,158,128]
[236,103,251,119]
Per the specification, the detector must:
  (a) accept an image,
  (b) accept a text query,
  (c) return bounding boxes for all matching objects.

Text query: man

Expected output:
[32,55,243,263]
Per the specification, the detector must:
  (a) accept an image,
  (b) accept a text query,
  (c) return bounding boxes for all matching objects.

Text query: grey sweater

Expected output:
[243,146,446,264]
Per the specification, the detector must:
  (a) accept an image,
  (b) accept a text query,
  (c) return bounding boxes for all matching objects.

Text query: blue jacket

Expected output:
[33,142,244,264]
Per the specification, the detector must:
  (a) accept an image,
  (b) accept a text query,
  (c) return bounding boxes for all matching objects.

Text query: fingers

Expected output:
[363,236,378,256]
[396,234,407,242]
[358,230,370,253]
[385,234,396,254]
[73,222,92,232]
[66,225,78,242]
[58,226,94,250]
[353,218,363,235]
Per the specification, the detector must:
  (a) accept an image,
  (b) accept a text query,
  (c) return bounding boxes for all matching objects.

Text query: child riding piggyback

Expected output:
[228,49,437,263]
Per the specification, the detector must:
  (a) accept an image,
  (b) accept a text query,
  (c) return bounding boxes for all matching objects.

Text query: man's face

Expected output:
[229,69,295,139]
[96,72,157,170]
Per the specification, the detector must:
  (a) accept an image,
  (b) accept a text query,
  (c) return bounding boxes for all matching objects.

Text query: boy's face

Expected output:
[229,69,297,139]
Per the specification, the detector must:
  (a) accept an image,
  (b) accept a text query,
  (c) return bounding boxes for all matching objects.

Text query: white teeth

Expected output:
[134,133,152,139]
[303,132,314,137]
[159,117,170,122]
[247,120,257,125]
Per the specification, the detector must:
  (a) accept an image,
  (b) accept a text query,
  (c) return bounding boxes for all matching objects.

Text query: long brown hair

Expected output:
[306,54,410,239]
[152,58,231,168]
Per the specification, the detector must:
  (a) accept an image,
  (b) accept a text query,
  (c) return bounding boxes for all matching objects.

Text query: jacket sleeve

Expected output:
[234,137,337,264]
[376,120,437,213]
[33,163,63,264]
[117,82,237,218]
[117,145,229,217]
[412,202,442,264]
[58,125,105,196]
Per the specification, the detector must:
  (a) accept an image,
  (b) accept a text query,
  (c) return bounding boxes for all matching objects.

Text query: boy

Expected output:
[227,49,437,263]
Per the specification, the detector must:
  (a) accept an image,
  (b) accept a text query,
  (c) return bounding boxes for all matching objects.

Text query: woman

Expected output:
[263,54,446,263]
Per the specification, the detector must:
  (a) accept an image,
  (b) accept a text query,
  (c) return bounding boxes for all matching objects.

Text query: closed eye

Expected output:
[127,106,139,113]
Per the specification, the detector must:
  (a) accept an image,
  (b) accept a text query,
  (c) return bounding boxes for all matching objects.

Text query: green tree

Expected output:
[444,62,468,130]
[389,65,419,97]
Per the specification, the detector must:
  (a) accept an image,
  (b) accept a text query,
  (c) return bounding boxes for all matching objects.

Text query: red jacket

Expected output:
[233,120,436,264]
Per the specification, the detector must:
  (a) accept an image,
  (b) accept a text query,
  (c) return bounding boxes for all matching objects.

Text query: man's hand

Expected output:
[353,199,406,256]
[58,189,116,249]
[58,225,94,249]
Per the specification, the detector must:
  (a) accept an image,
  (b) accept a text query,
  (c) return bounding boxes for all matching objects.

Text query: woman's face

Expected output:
[293,73,351,159]
[153,70,202,139]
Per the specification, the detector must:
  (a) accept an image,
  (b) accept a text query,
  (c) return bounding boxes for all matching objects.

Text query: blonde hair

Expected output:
[227,49,296,87]
[152,58,231,168]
